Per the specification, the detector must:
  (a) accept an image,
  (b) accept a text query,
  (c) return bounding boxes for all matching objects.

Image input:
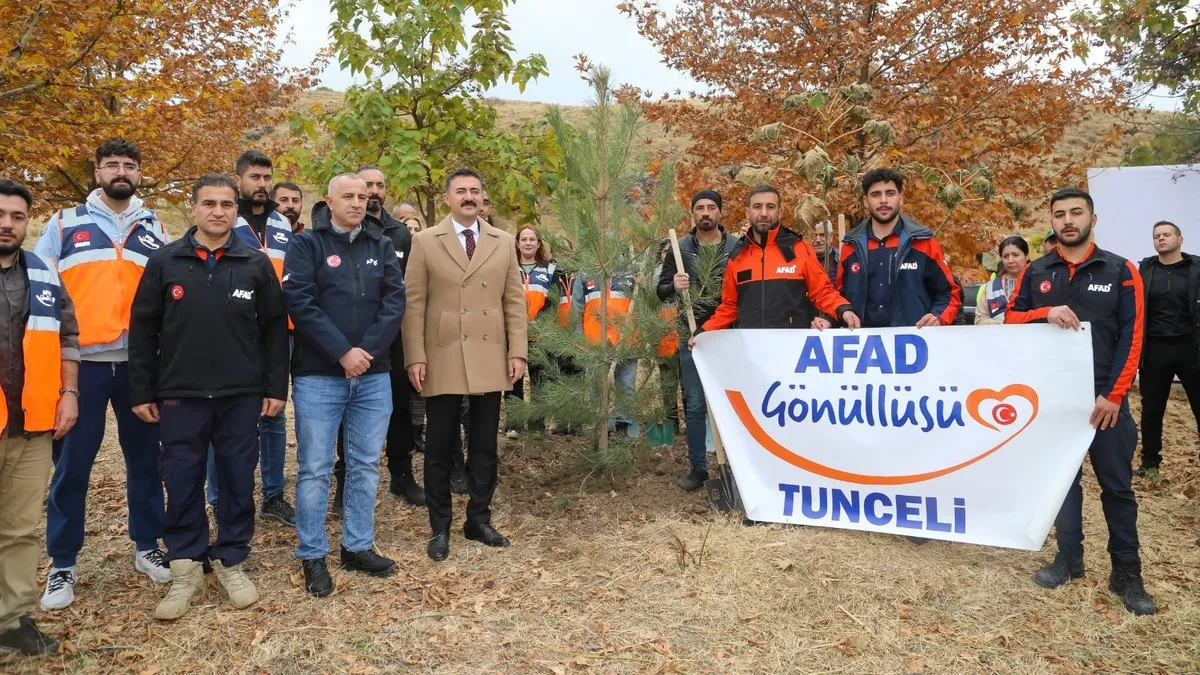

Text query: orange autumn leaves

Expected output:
[0,0,317,212]
[620,0,1126,275]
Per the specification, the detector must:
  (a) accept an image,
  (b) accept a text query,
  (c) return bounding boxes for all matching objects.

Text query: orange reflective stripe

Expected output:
[656,306,679,357]
[19,328,61,431]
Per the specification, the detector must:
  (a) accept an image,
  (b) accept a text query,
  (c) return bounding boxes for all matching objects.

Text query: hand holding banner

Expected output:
[692,325,1096,550]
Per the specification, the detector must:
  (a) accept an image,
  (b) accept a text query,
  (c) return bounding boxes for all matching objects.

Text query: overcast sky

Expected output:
[277,0,1182,111]
[277,0,699,105]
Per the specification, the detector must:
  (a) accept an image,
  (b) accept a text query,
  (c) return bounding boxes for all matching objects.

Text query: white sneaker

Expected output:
[40,568,77,610]
[135,549,172,583]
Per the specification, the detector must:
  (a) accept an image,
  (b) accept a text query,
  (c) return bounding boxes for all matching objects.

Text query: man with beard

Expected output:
[36,139,170,610]
[656,190,739,490]
[690,187,859,357]
[1136,221,1200,479]
[272,182,305,233]
[203,150,296,528]
[284,173,406,596]
[330,164,422,509]
[0,179,79,655]
[811,220,839,284]
[1006,187,1156,616]
[837,168,961,329]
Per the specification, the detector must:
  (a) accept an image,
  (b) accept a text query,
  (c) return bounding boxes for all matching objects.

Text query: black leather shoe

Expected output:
[390,471,426,506]
[1033,550,1085,589]
[0,616,59,655]
[302,558,334,597]
[675,469,708,492]
[340,547,397,577]
[1109,565,1157,615]
[427,531,450,561]
[464,522,510,547]
[449,467,468,495]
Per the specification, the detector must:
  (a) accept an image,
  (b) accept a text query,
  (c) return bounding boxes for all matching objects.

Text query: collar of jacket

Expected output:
[1140,251,1198,268]
[845,214,931,244]
[309,202,383,239]
[1043,243,1103,270]
[732,224,798,260]
[238,197,279,220]
[169,227,255,259]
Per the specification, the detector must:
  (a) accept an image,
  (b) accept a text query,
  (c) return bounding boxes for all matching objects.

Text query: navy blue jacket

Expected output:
[837,215,962,327]
[283,203,406,377]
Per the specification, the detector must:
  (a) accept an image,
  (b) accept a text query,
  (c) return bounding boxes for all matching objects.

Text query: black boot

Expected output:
[1033,550,1085,589]
[302,558,334,598]
[390,465,426,506]
[675,469,707,491]
[1109,563,1157,615]
[0,616,59,655]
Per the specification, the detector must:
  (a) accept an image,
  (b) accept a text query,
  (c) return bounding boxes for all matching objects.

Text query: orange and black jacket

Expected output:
[837,215,961,326]
[699,225,852,333]
[1006,244,1144,404]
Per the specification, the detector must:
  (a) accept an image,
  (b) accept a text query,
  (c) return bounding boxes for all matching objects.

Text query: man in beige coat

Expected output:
[404,168,527,562]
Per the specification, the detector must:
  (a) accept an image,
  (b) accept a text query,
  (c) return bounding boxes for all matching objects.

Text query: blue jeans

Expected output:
[293,373,391,560]
[206,411,287,505]
[678,345,708,473]
[604,359,638,431]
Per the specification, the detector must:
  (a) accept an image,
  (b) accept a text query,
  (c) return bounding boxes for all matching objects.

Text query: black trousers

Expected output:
[1054,403,1140,566]
[337,353,414,484]
[158,394,261,566]
[425,392,501,532]
[1138,335,1200,468]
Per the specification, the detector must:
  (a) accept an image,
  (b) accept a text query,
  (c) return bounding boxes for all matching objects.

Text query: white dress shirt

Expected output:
[452,218,481,253]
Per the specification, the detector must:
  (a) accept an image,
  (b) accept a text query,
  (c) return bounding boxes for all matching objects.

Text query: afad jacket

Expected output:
[128,229,290,405]
[282,203,406,378]
[699,225,851,333]
[837,215,961,327]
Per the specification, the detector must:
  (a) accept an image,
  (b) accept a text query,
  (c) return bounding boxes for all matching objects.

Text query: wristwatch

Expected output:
[58,388,80,397]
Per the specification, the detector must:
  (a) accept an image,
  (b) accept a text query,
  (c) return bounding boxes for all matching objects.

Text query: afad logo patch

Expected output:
[725,333,1039,485]
[170,284,185,301]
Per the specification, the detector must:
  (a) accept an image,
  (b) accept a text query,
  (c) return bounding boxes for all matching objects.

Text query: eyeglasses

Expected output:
[100,161,139,173]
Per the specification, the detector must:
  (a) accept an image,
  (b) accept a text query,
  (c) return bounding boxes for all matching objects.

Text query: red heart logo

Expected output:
[966,384,1039,432]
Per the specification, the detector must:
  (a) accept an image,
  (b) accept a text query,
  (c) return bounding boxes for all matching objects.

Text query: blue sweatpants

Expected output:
[46,361,165,568]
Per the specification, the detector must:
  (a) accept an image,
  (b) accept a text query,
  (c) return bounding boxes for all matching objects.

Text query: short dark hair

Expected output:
[861,167,904,194]
[1049,187,1094,213]
[0,179,33,210]
[357,163,383,174]
[1153,220,1181,236]
[191,173,239,202]
[272,181,302,199]
[444,167,486,193]
[236,150,272,177]
[746,184,780,205]
[998,235,1029,257]
[95,138,141,166]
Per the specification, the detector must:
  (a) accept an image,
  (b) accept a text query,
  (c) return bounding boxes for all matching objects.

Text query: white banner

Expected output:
[692,325,1097,550]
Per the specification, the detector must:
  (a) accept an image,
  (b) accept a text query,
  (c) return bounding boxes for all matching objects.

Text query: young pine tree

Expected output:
[508,65,684,473]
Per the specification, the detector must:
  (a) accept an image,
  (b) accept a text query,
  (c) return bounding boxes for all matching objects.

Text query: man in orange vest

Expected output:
[571,268,639,436]
[0,179,80,655]
[204,150,296,527]
[35,139,170,611]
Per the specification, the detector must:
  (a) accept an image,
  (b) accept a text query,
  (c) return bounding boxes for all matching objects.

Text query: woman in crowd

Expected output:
[975,235,1030,325]
[507,226,569,434]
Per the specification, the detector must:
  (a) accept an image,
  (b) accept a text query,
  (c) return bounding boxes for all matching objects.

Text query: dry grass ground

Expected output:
[3,386,1199,674]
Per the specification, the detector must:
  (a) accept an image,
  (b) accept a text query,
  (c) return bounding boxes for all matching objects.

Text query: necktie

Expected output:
[464,228,476,260]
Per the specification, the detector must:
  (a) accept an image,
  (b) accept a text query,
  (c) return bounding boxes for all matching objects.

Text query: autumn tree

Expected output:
[507,65,682,472]
[0,0,314,211]
[286,0,560,225]
[621,0,1125,275]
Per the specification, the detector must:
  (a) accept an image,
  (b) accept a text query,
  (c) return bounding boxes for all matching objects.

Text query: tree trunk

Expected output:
[597,281,611,454]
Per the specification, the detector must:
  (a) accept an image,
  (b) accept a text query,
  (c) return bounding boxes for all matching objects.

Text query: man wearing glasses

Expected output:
[34,139,171,611]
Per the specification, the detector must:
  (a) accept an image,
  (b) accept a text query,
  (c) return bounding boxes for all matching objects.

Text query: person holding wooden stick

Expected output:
[657,190,739,491]
[688,184,859,340]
